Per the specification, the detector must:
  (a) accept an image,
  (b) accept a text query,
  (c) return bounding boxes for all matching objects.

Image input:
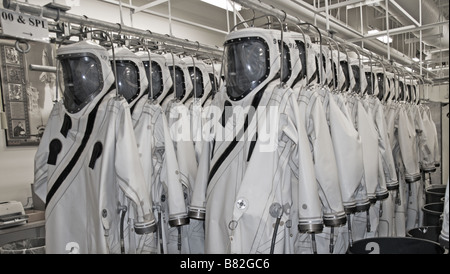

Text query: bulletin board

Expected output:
[0,39,57,146]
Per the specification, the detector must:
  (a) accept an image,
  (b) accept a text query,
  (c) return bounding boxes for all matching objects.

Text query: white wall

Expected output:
[0,133,36,205]
[429,84,450,103]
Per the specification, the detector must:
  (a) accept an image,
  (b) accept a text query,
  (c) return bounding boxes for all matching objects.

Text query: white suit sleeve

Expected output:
[189,139,211,220]
[291,94,324,233]
[357,101,380,201]
[328,96,369,211]
[427,107,440,168]
[415,106,434,172]
[189,103,218,220]
[169,104,198,192]
[161,114,189,226]
[115,105,156,234]
[397,107,421,183]
[373,101,398,190]
[304,91,346,226]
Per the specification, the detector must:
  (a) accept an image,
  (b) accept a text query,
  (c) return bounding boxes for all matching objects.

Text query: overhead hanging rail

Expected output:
[2,0,224,60]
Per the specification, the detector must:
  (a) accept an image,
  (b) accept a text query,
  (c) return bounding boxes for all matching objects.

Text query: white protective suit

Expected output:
[291,35,347,254]
[385,99,408,237]
[341,60,383,241]
[405,100,432,230]
[361,94,395,237]
[181,57,212,161]
[162,53,204,254]
[369,95,398,217]
[399,102,421,231]
[131,51,192,254]
[419,104,440,173]
[371,69,400,237]
[190,28,324,254]
[34,41,156,254]
[331,54,370,244]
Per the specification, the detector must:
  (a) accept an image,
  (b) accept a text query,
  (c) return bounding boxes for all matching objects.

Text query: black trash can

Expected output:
[425,185,447,204]
[422,202,444,227]
[347,237,445,254]
[407,226,442,243]
[0,238,45,254]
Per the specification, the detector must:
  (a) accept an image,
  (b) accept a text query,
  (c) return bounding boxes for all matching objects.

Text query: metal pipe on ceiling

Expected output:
[100,0,229,35]
[379,0,449,49]
[231,0,424,71]
[2,0,224,59]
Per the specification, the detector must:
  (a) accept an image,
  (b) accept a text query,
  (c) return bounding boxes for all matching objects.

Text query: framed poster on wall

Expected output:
[0,39,57,146]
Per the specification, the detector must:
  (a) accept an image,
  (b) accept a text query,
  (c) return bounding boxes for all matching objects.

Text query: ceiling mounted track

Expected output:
[2,0,224,60]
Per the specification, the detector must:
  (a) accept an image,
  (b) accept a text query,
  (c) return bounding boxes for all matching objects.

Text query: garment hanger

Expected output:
[322,35,341,92]
[297,23,324,89]
[342,43,363,96]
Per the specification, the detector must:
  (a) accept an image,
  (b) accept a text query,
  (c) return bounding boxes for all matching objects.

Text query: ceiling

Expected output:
[96,0,450,82]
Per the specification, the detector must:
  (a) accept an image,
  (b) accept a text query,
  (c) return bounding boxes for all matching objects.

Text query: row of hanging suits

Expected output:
[280,30,441,253]
[186,27,441,254]
[34,26,440,254]
[130,51,220,254]
[34,40,219,254]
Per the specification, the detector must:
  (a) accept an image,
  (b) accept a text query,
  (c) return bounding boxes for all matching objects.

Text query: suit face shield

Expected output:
[223,37,270,100]
[113,60,140,103]
[377,73,385,100]
[188,66,204,98]
[332,62,339,89]
[340,60,350,92]
[143,61,163,99]
[298,40,307,81]
[279,41,291,84]
[320,53,327,85]
[407,84,413,101]
[365,72,373,95]
[168,65,186,100]
[399,81,405,100]
[58,53,104,113]
[208,73,218,93]
[351,65,360,93]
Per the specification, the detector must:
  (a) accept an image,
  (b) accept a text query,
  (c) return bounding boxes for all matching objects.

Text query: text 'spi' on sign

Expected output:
[0,8,50,43]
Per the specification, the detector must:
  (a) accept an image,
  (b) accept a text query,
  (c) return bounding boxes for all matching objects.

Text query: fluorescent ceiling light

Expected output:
[201,0,242,12]
[368,29,392,44]
[377,35,392,44]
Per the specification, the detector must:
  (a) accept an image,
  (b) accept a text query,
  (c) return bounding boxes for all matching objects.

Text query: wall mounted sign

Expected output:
[0,8,50,43]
